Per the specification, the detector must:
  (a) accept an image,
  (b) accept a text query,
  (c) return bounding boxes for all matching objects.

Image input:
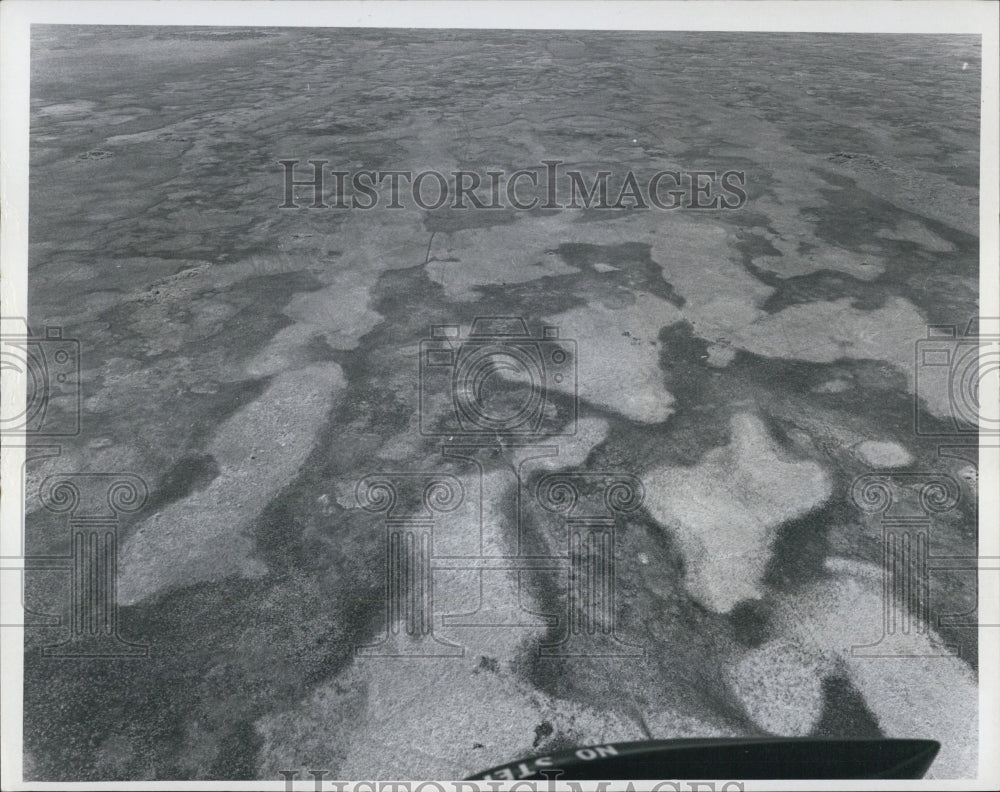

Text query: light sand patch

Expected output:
[706,342,737,367]
[285,278,382,346]
[852,440,914,469]
[727,296,953,415]
[425,213,641,300]
[644,413,832,613]
[813,377,852,393]
[261,657,645,779]
[331,211,432,272]
[643,710,736,739]
[826,153,978,237]
[648,218,774,348]
[775,558,977,778]
[34,100,97,117]
[543,292,680,423]
[754,242,885,281]
[523,416,610,471]
[876,218,956,253]
[246,275,383,377]
[242,213,430,377]
[729,296,925,367]
[725,637,832,736]
[118,362,346,604]
[256,665,370,777]
[301,458,642,778]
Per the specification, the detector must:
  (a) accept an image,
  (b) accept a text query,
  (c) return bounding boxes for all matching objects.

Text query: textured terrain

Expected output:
[23,28,981,780]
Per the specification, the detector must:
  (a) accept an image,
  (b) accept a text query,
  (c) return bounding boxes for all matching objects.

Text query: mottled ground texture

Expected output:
[24,28,980,780]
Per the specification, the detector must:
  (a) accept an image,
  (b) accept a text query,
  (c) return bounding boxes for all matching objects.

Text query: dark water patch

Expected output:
[23,655,189,781]
[364,262,586,355]
[731,223,893,315]
[760,271,889,314]
[23,571,374,780]
[658,320,716,390]
[587,408,727,475]
[762,501,837,590]
[728,600,773,649]
[812,173,979,255]
[802,172,979,323]
[731,352,922,455]
[244,393,398,652]
[328,353,415,439]
[300,122,372,137]
[423,207,520,234]
[301,331,342,364]
[211,721,263,779]
[185,374,273,437]
[811,676,883,739]
[731,351,907,407]
[549,241,684,307]
[926,163,979,189]
[514,500,752,732]
[250,492,378,580]
[533,720,554,747]
[785,120,874,155]
[475,655,500,675]
[145,453,220,515]
[470,275,589,320]
[366,263,451,342]
[731,227,783,289]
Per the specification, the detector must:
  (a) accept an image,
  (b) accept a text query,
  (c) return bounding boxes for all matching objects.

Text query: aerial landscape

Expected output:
[19,26,983,780]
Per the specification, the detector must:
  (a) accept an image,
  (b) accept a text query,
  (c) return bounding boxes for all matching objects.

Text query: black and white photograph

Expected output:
[1,1,998,788]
